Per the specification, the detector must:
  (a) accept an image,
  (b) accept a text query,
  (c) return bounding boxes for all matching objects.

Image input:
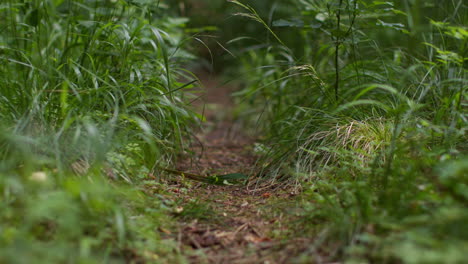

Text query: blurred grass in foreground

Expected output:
[0,0,199,262]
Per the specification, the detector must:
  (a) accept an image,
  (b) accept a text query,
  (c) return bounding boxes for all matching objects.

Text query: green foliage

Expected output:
[0,170,183,263]
[1,0,466,262]
[165,0,296,69]
[0,0,198,262]
[230,0,467,262]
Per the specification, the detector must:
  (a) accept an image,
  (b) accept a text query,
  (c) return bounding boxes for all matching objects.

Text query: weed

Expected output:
[0,0,198,262]
[230,0,467,262]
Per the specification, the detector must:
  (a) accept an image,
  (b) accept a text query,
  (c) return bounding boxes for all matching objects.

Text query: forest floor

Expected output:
[162,72,308,263]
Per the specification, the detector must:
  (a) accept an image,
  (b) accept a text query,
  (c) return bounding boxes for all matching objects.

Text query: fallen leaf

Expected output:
[158,227,172,235]
[244,234,272,243]
[214,231,234,239]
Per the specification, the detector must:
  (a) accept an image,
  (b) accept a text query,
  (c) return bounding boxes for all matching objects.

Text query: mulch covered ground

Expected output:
[159,72,304,263]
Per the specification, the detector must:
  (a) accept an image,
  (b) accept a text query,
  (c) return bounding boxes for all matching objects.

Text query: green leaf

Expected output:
[207,173,248,185]
[215,173,248,180]
[27,8,40,27]
[273,18,304,28]
[331,29,348,38]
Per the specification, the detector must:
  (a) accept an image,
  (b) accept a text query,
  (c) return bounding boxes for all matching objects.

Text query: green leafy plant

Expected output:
[229,0,467,262]
[0,0,199,262]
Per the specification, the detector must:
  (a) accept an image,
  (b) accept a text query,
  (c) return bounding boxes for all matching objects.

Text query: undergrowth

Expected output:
[0,0,199,263]
[229,0,467,263]
[1,0,466,263]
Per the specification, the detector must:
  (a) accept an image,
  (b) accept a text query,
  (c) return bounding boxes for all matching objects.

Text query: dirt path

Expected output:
[167,72,297,263]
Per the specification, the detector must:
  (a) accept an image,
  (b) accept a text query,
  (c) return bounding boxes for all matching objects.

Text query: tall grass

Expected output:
[1,0,197,262]
[230,0,467,262]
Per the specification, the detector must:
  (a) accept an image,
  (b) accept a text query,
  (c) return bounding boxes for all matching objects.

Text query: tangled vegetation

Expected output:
[1,1,197,262]
[1,0,466,263]
[229,0,467,262]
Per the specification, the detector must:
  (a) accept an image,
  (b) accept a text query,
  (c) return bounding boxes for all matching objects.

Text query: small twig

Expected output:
[250,225,263,238]
[188,234,203,249]
[157,166,209,182]
[232,223,249,237]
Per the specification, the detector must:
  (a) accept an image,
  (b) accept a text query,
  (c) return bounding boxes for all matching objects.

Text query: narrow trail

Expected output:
[167,72,299,263]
